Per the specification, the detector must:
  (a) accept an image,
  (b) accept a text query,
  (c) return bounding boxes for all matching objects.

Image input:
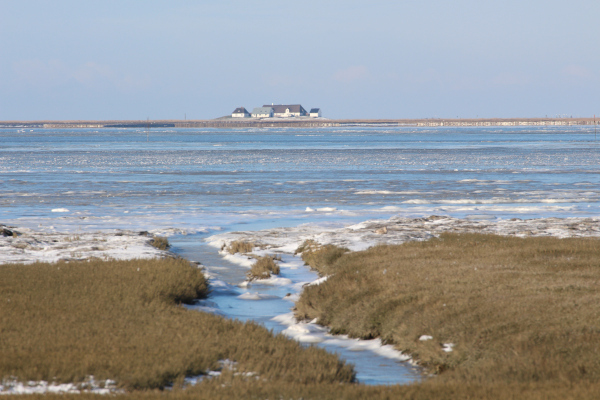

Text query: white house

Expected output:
[251,107,274,118]
[263,104,307,117]
[309,108,322,118]
[232,107,251,118]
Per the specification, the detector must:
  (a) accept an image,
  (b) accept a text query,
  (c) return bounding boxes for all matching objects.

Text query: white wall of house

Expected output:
[251,107,274,118]
[274,111,303,117]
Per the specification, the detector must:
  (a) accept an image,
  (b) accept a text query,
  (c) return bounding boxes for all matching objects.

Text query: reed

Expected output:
[295,239,349,276]
[150,236,169,250]
[247,255,280,280]
[0,258,354,390]
[226,240,254,254]
[295,233,600,387]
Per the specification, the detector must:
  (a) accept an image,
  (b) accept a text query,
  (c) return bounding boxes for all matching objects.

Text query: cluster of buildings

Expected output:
[231,104,322,118]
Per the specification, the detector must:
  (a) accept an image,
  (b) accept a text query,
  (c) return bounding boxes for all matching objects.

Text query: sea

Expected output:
[2,125,599,232]
[1,125,599,385]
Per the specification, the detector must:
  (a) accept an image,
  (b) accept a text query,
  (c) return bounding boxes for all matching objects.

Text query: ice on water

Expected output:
[2,126,600,233]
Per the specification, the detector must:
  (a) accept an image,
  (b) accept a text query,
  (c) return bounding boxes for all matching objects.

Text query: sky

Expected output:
[1,0,599,120]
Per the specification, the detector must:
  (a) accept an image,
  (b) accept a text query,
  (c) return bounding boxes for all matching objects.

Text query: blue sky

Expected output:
[1,0,599,120]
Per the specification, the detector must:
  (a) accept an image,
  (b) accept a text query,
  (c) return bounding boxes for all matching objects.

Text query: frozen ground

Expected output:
[0,225,176,264]
[206,215,600,253]
[0,377,120,396]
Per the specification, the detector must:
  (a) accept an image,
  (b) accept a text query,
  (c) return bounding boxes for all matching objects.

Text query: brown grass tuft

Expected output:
[227,240,254,254]
[150,236,169,250]
[247,256,280,280]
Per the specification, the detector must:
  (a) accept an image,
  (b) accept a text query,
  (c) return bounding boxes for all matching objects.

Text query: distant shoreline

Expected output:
[0,117,597,129]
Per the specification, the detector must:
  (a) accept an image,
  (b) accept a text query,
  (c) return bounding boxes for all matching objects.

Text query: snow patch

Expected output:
[237,292,279,300]
[272,313,411,361]
[0,377,120,395]
[317,207,337,212]
[0,225,171,265]
[442,343,455,352]
[306,276,328,286]
[254,276,293,286]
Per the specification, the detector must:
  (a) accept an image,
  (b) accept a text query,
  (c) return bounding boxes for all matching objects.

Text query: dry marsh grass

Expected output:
[296,240,349,276]
[295,233,600,387]
[15,379,600,400]
[0,258,354,390]
[150,236,169,250]
[247,255,280,280]
[226,240,254,254]
[8,234,600,399]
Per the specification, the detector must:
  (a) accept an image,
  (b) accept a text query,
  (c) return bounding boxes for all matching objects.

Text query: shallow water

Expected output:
[2,126,600,233]
[171,234,422,385]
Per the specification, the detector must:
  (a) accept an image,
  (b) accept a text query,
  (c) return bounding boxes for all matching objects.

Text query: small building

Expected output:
[231,107,251,118]
[251,107,274,118]
[263,104,307,117]
[309,108,322,118]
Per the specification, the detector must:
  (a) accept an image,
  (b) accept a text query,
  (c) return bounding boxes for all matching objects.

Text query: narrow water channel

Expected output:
[171,234,421,386]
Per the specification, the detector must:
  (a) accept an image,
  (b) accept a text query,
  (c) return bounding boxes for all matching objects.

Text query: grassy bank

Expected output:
[295,233,600,390]
[6,234,600,399]
[0,258,354,390]
[295,239,348,276]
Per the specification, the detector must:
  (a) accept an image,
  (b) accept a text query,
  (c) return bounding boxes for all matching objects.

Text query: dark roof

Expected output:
[252,107,274,114]
[232,107,249,114]
[263,104,307,114]
[310,108,320,113]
